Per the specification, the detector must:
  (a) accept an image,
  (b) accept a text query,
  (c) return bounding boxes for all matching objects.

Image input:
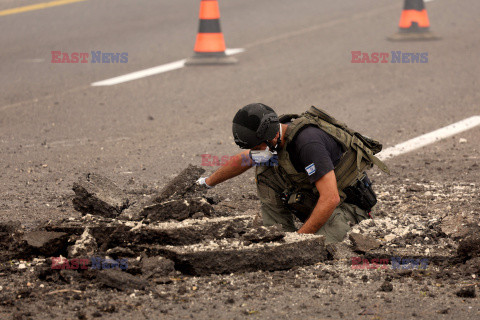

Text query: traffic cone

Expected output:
[185,0,237,65]
[388,0,440,41]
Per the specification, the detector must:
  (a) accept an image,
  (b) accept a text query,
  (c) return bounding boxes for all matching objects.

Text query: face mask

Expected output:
[249,125,282,164]
[249,147,275,164]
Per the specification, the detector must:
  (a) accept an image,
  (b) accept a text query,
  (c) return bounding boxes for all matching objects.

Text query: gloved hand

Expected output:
[196,177,213,189]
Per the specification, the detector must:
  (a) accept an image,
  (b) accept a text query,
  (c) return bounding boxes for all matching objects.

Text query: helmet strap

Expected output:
[267,124,282,152]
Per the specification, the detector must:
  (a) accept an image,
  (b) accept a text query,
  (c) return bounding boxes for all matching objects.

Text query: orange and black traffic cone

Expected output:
[388,0,440,41]
[185,0,236,65]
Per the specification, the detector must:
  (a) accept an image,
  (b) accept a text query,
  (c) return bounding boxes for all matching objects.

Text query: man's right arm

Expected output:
[205,150,253,187]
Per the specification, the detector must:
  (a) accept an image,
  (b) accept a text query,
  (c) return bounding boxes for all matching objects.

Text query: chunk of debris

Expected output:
[106,247,136,258]
[0,221,23,253]
[72,173,130,218]
[440,215,476,239]
[158,233,327,276]
[21,231,69,256]
[349,233,381,253]
[68,228,98,258]
[141,256,175,279]
[47,215,253,247]
[457,230,480,260]
[96,270,148,291]
[142,197,213,222]
[152,165,205,202]
[378,280,393,292]
[455,285,476,298]
[0,221,22,233]
[326,242,356,260]
[242,225,285,243]
[459,257,480,276]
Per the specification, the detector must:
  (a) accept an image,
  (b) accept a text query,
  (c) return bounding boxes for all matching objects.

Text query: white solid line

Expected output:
[377,115,480,160]
[91,48,245,87]
[424,0,434,3]
[91,60,186,86]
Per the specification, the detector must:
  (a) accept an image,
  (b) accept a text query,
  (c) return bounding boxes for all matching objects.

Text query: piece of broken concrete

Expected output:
[158,233,327,276]
[456,285,476,298]
[457,229,480,260]
[72,173,130,218]
[47,215,253,248]
[106,247,136,258]
[326,242,356,261]
[141,256,175,279]
[0,221,23,253]
[21,231,69,256]
[96,269,148,291]
[151,165,205,203]
[141,197,214,222]
[242,225,284,243]
[349,233,381,253]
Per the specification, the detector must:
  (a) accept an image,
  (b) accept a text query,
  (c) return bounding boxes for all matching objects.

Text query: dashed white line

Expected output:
[91,48,245,87]
[378,115,480,160]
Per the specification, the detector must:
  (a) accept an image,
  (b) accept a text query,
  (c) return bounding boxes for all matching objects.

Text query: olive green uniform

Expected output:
[254,107,389,244]
[255,165,370,244]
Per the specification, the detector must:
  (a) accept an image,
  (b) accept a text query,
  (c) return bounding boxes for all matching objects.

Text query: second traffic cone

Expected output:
[185,0,236,65]
[388,0,440,41]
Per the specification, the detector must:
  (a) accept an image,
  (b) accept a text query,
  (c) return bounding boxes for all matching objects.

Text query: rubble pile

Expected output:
[326,182,480,280]
[0,165,329,294]
[0,171,478,303]
[72,165,215,222]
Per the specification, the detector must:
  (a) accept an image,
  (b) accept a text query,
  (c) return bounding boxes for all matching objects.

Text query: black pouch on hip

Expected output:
[343,174,377,212]
[281,189,318,223]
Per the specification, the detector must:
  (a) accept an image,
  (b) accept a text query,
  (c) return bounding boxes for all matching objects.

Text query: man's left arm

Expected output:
[297,170,340,234]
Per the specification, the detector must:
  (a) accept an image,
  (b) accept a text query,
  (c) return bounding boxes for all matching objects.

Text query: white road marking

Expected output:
[424,0,435,3]
[224,48,245,55]
[91,48,245,87]
[378,115,480,160]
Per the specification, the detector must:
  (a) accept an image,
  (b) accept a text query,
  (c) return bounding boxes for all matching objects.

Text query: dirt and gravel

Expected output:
[1,132,479,320]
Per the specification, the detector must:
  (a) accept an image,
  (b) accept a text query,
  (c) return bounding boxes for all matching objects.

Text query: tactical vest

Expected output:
[275,106,389,200]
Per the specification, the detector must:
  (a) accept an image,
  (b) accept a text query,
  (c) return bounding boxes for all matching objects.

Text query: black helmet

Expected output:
[232,103,279,149]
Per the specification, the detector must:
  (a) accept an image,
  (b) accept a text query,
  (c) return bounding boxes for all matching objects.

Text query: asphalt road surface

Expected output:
[0,0,479,319]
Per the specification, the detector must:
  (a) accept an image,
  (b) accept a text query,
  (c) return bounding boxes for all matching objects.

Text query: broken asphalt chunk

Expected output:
[152,165,205,202]
[242,225,284,243]
[142,197,214,222]
[21,231,69,256]
[326,242,356,261]
[142,256,175,279]
[72,173,130,218]
[96,269,148,291]
[457,230,480,261]
[47,215,254,247]
[349,233,381,253]
[158,233,327,276]
[456,285,476,298]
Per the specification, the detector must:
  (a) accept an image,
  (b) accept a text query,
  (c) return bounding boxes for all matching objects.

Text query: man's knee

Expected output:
[315,204,363,243]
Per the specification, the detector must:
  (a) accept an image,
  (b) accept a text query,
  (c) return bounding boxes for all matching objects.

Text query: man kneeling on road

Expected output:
[196,103,389,243]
